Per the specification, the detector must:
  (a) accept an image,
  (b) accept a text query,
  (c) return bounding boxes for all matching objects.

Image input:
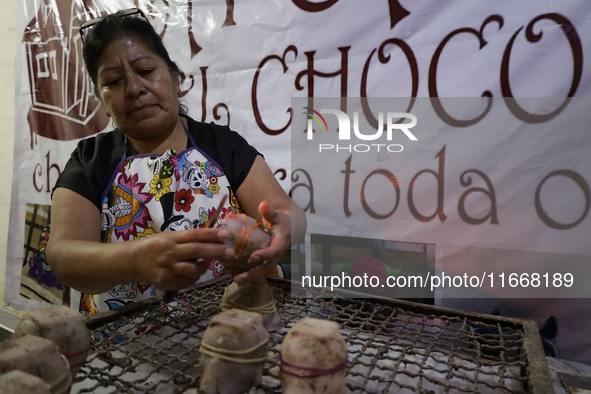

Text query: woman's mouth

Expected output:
[129,104,156,115]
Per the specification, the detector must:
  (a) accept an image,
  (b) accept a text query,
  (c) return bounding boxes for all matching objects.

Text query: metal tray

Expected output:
[73,276,553,393]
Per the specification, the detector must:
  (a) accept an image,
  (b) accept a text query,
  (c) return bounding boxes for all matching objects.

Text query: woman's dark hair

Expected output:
[82,10,187,115]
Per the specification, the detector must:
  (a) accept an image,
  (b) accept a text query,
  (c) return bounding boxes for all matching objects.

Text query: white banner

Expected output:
[7,0,591,362]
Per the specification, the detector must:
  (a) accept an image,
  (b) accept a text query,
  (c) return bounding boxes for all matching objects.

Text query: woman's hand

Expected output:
[232,201,291,284]
[233,156,307,284]
[47,187,235,294]
[132,228,235,289]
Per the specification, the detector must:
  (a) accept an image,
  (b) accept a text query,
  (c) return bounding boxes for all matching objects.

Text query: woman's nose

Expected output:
[124,72,146,97]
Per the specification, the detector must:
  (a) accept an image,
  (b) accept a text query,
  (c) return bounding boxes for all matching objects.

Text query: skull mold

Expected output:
[221,278,281,331]
[280,318,348,394]
[218,211,271,271]
[199,309,268,394]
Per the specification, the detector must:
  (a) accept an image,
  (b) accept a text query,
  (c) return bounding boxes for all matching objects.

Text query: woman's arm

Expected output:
[233,155,307,283]
[46,188,233,294]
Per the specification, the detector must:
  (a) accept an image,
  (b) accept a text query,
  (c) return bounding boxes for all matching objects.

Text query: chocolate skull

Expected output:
[218,211,272,271]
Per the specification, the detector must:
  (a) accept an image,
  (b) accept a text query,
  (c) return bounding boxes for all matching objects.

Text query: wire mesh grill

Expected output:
[73,276,552,393]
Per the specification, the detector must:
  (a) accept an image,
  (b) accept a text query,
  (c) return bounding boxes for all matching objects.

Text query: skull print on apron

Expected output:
[90,123,239,313]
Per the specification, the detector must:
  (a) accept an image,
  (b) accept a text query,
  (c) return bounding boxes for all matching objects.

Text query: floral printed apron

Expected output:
[81,124,240,315]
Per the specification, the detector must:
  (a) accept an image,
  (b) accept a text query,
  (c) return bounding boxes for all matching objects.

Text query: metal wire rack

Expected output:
[73,276,553,393]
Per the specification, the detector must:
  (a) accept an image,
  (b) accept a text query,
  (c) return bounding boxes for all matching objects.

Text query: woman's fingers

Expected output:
[258,201,280,229]
[249,244,282,264]
[167,228,235,260]
[174,242,235,261]
[251,201,291,264]
[174,228,228,243]
[249,230,289,264]
[160,261,209,290]
[173,261,208,279]
[137,229,234,287]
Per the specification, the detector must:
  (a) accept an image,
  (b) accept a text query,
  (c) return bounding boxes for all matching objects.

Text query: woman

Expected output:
[46,9,306,314]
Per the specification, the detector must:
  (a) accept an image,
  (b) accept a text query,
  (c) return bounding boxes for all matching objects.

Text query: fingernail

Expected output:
[217,230,228,239]
[225,248,234,258]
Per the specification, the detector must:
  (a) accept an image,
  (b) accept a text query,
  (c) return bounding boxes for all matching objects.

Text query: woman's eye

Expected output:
[139,68,155,76]
[105,78,121,86]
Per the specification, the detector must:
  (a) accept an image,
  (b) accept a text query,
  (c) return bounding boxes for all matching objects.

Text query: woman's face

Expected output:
[96,36,180,139]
